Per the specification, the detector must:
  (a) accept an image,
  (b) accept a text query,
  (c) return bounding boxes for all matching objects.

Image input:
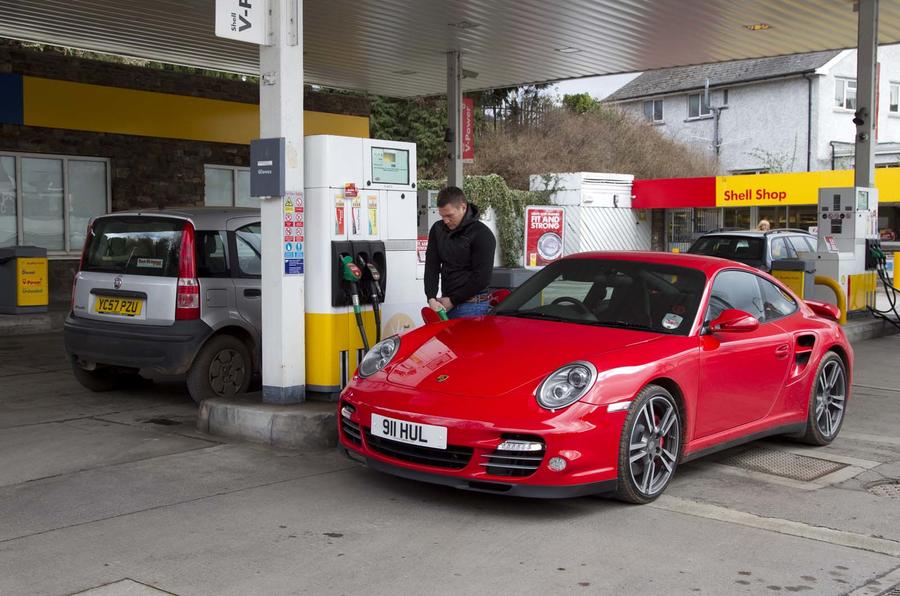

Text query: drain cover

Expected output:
[717,447,847,481]
[867,480,900,498]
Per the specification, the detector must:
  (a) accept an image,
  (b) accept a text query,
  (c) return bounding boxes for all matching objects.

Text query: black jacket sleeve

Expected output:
[424,224,440,300]
[447,224,496,306]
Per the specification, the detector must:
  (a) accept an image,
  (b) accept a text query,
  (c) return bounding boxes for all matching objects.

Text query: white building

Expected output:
[606,46,900,175]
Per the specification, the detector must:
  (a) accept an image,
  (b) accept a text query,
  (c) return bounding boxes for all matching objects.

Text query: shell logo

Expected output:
[384,313,415,336]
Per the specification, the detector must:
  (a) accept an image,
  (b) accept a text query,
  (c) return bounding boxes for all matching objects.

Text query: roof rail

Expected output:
[766,228,813,235]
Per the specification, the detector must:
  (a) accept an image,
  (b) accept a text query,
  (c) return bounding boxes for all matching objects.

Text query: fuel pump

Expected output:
[813,186,879,315]
[306,136,421,397]
[340,255,370,352]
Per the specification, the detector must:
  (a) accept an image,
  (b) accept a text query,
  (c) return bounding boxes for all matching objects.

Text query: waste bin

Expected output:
[771,258,815,299]
[0,246,49,314]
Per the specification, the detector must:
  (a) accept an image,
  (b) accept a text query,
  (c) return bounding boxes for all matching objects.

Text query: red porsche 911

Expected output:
[339,252,852,503]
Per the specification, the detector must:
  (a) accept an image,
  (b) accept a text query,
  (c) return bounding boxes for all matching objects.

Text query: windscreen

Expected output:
[494,258,706,335]
[82,216,184,277]
[688,236,764,265]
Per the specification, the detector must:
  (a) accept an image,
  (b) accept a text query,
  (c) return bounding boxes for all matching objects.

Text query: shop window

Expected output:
[0,156,16,248]
[204,165,255,207]
[0,152,109,253]
[687,93,711,119]
[834,78,857,110]
[758,206,788,229]
[693,208,720,234]
[643,99,663,122]
[723,208,751,229]
[890,83,899,114]
[69,161,107,251]
[787,206,817,232]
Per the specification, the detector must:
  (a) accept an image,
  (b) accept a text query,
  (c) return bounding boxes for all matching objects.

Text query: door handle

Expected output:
[775,344,790,358]
[244,288,261,298]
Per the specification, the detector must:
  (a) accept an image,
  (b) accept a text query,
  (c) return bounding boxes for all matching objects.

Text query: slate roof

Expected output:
[604,50,842,102]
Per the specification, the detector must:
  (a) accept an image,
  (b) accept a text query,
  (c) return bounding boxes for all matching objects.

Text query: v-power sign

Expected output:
[215,0,268,45]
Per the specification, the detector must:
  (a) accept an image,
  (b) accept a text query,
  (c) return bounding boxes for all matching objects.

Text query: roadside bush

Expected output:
[469,107,715,189]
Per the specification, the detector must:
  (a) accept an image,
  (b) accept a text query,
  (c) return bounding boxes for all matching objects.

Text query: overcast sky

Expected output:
[550,72,641,100]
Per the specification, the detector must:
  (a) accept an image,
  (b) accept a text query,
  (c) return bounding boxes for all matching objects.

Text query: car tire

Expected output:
[798,351,847,446]
[186,334,252,404]
[615,384,682,504]
[70,360,140,392]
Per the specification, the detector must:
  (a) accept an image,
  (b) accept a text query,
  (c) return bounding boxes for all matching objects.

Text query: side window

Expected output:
[804,237,817,253]
[706,270,765,323]
[235,223,261,277]
[196,231,230,278]
[769,237,792,260]
[788,235,814,256]
[757,277,798,322]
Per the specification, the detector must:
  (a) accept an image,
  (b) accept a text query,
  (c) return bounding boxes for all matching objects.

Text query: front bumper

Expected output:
[345,448,617,498]
[64,314,212,375]
[339,391,625,499]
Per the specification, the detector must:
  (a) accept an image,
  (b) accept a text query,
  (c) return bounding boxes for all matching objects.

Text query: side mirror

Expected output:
[709,309,759,333]
[805,300,840,322]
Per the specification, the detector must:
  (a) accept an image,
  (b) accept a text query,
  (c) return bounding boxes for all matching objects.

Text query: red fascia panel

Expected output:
[633,177,716,209]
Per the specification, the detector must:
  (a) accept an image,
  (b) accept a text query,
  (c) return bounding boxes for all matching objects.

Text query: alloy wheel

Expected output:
[815,359,845,438]
[628,395,680,496]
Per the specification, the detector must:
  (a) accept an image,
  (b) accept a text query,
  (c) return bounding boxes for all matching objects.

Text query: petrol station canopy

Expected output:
[2,1,900,98]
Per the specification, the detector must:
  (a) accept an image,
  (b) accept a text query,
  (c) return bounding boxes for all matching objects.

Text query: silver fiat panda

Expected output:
[65,207,262,403]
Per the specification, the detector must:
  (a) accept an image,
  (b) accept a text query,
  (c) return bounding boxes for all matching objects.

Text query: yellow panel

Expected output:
[23,77,368,143]
[847,272,876,312]
[715,168,900,206]
[16,258,48,306]
[771,270,805,299]
[306,311,378,388]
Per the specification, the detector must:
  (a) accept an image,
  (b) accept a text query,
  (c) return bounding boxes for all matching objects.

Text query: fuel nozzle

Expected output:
[340,255,369,352]
[359,257,384,342]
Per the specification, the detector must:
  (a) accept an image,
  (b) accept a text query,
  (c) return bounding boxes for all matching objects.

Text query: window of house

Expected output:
[687,93,711,119]
[0,152,110,252]
[643,99,664,122]
[834,78,857,110]
[204,165,254,207]
[890,83,899,114]
[722,89,729,106]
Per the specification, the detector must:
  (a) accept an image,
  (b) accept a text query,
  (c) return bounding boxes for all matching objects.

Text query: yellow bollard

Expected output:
[814,275,847,325]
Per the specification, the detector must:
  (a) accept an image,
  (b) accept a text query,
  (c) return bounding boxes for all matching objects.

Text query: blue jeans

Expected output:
[448,301,491,319]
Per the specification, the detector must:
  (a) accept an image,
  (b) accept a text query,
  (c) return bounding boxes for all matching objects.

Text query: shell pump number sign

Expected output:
[524,206,565,270]
[215,0,268,45]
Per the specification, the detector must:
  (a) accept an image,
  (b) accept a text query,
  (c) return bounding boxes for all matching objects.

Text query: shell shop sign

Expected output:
[716,171,861,207]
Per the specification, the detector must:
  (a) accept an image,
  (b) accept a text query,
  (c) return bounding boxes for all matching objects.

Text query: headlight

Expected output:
[535,361,597,410]
[358,336,400,378]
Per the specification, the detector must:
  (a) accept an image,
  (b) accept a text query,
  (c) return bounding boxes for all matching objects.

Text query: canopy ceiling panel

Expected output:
[1,0,898,97]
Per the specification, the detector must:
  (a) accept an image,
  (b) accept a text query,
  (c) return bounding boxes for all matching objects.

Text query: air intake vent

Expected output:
[364,428,473,469]
[481,438,545,477]
[340,402,362,446]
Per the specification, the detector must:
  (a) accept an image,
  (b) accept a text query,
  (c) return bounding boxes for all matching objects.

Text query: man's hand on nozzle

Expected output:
[438,297,454,311]
[428,298,444,312]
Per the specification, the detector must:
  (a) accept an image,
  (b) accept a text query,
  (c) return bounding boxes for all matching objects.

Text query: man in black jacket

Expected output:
[425,186,497,318]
